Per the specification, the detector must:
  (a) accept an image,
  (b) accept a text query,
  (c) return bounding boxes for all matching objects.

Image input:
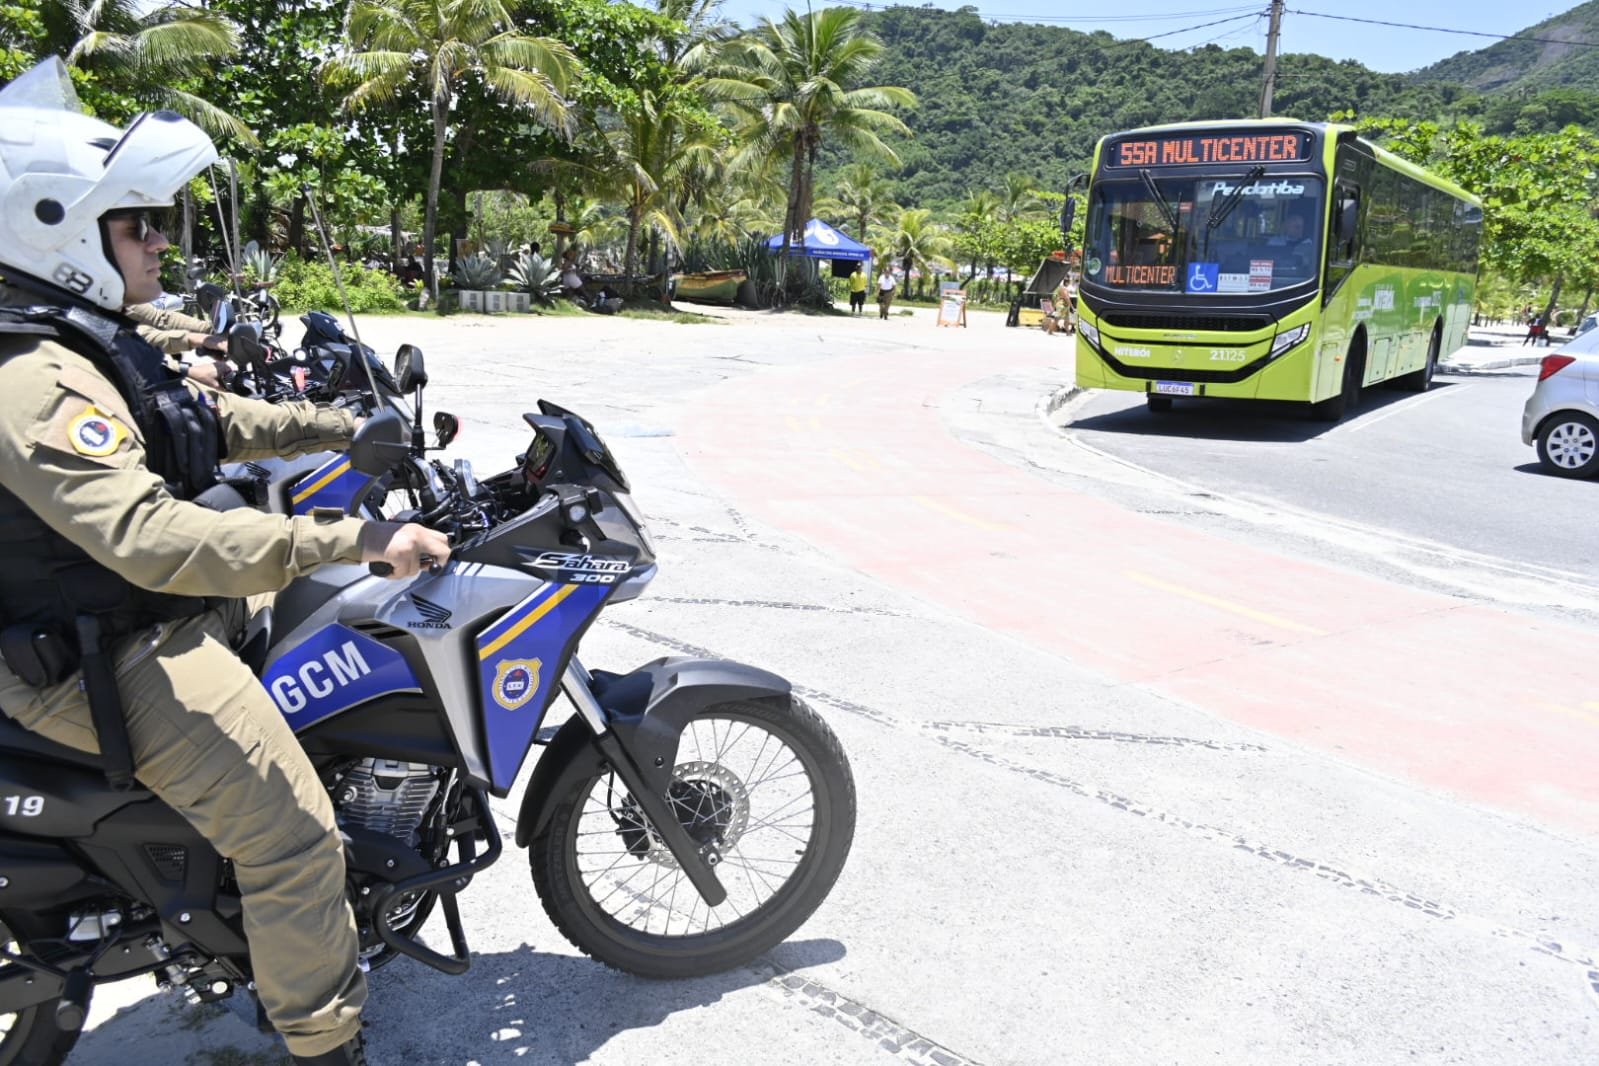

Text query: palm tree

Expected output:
[51,0,248,141]
[954,188,1000,284]
[887,208,954,299]
[817,163,899,244]
[999,172,1043,223]
[602,86,719,293]
[325,0,578,305]
[708,7,915,267]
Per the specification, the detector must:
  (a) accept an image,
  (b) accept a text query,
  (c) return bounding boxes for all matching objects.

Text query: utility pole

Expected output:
[1259,0,1284,118]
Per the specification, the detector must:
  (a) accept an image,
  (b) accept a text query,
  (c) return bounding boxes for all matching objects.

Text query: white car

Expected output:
[1522,329,1599,478]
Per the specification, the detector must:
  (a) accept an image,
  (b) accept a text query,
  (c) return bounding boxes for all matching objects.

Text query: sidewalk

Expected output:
[1442,322,1568,372]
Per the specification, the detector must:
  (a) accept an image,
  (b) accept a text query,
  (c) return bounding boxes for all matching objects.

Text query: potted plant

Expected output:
[505,251,562,312]
[452,251,503,311]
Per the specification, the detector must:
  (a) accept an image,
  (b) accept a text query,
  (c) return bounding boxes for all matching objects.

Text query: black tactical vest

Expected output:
[0,306,224,640]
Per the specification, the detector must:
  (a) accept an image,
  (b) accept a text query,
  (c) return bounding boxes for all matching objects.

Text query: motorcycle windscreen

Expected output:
[475,581,612,792]
[290,454,375,516]
[263,624,423,728]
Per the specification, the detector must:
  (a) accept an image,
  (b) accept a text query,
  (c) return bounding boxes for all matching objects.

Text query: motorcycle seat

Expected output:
[0,710,111,770]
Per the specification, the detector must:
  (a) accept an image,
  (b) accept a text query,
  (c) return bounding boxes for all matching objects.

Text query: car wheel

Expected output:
[1536,411,1599,478]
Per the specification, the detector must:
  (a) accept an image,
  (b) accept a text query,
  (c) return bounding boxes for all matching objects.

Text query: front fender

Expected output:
[514,656,790,847]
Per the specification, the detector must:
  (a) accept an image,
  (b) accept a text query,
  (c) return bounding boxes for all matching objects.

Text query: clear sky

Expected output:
[711,0,1576,74]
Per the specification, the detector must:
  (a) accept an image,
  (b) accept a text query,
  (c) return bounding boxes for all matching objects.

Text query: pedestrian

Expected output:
[1522,304,1533,325]
[877,268,897,320]
[0,57,450,1065]
[122,301,232,387]
[1524,313,1545,346]
[848,263,867,315]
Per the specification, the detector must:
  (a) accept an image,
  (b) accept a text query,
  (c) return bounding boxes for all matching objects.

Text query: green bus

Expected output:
[1074,120,1482,419]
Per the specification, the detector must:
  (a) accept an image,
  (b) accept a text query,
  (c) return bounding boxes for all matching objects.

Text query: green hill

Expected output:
[1415,2,1599,93]
[854,6,1478,209]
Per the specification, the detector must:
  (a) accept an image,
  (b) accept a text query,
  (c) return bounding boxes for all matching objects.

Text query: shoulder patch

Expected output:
[67,406,127,458]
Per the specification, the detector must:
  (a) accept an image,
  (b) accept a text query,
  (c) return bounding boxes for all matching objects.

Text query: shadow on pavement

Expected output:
[70,936,848,1065]
[1512,461,1599,485]
[1068,381,1464,444]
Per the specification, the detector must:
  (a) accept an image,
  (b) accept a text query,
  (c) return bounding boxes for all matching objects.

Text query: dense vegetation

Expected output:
[4,0,1599,314]
[1417,0,1599,94]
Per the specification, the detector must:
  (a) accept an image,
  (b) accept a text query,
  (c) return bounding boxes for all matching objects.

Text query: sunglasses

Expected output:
[105,209,164,242]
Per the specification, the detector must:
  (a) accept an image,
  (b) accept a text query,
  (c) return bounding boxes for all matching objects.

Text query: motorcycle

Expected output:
[0,361,858,1063]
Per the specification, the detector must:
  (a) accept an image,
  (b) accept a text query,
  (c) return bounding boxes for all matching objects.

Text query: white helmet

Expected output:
[0,57,219,312]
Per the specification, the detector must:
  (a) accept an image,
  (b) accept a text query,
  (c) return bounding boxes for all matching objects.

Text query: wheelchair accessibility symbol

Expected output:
[1186,263,1220,293]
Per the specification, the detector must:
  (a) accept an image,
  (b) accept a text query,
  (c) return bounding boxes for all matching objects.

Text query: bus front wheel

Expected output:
[1312,343,1364,422]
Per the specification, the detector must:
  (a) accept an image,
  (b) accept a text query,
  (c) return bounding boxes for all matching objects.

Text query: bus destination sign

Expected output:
[1108,131,1312,169]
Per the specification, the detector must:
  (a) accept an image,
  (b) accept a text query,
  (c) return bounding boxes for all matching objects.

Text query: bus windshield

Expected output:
[1083,174,1324,295]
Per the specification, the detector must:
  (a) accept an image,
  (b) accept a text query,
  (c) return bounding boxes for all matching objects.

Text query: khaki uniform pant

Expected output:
[0,601,366,1057]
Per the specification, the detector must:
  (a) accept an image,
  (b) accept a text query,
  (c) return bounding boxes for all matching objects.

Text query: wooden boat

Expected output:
[671,269,747,303]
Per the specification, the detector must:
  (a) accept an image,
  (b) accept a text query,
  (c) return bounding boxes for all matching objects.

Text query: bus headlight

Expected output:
[1270,323,1310,357]
[1078,320,1101,347]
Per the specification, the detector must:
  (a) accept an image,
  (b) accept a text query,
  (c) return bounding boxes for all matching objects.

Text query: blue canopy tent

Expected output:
[767,219,873,276]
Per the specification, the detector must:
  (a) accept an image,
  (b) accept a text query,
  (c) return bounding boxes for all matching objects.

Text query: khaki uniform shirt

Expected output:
[124,302,210,356]
[0,335,367,597]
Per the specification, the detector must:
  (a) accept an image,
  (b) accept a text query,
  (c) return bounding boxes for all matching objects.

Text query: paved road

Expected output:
[1062,365,1598,589]
[63,308,1599,1066]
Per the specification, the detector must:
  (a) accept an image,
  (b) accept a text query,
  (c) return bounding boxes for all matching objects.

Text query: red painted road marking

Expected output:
[678,345,1599,837]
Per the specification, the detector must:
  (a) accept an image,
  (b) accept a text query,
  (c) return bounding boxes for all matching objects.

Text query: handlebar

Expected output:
[367,554,443,579]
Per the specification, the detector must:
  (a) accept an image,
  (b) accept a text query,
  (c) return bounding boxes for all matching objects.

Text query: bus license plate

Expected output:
[1152,381,1196,396]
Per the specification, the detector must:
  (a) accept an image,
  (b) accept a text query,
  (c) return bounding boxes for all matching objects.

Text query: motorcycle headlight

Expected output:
[1270,323,1310,357]
[1078,320,1101,347]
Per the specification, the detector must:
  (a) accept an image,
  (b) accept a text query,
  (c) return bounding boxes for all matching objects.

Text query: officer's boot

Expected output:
[290,1031,368,1066]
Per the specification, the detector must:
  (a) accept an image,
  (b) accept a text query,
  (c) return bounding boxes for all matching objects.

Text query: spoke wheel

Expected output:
[1537,412,1599,478]
[0,913,79,1065]
[530,697,855,978]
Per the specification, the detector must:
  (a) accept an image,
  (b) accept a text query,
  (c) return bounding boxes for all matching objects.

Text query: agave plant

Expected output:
[452,251,503,290]
[505,252,563,305]
[241,247,281,287]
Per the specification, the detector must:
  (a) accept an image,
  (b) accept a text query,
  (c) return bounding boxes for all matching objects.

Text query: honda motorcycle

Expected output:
[0,358,856,1063]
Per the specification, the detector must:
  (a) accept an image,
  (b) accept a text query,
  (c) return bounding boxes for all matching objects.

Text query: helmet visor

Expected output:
[0,56,83,114]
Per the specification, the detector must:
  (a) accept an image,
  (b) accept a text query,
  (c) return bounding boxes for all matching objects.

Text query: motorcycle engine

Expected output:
[333,759,443,847]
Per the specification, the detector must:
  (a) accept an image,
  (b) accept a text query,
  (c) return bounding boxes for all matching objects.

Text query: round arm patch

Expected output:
[67,406,128,458]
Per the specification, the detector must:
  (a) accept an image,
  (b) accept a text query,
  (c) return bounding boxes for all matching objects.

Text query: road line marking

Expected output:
[911,495,1017,532]
[830,447,867,472]
[1124,570,1327,636]
[1536,700,1599,726]
[784,415,802,432]
[815,393,831,408]
[1331,383,1474,435]
[809,415,822,431]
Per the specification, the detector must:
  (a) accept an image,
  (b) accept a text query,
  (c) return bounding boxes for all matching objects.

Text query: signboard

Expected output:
[936,289,968,328]
[1106,131,1313,169]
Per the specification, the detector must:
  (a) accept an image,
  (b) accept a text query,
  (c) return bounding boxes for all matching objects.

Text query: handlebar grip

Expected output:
[368,557,444,578]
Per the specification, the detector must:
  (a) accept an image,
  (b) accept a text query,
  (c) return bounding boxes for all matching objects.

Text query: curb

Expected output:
[1440,354,1545,373]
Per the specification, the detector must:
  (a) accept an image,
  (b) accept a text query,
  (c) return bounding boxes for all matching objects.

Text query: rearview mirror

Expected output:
[433,411,460,449]
[1061,195,1077,248]
[198,283,227,321]
[227,321,264,369]
[394,344,428,393]
[348,408,410,475]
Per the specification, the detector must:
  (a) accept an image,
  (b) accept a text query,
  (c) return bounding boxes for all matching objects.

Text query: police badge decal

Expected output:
[67,405,126,458]
[492,659,542,711]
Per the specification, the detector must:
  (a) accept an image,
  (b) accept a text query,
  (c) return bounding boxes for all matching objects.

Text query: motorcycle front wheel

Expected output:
[529,696,855,978]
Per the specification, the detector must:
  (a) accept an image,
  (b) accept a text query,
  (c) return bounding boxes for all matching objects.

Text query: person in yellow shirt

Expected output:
[848,263,867,315]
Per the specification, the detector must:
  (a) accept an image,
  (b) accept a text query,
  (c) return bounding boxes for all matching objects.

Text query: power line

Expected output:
[816,0,1264,42]
[1287,9,1599,50]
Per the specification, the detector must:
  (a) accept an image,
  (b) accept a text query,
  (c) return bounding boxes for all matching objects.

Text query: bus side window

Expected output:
[1325,183,1360,302]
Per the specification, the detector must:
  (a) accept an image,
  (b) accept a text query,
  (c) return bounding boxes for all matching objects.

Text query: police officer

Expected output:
[123,300,233,387]
[0,59,448,1064]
